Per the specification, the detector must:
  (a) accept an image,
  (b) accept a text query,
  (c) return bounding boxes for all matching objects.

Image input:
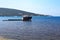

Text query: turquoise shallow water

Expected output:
[0,16,22,21]
[0,16,60,40]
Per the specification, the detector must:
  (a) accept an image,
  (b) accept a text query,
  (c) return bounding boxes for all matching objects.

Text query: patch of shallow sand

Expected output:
[0,36,15,40]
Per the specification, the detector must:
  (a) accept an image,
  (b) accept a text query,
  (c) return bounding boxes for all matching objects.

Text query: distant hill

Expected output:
[0,8,48,16]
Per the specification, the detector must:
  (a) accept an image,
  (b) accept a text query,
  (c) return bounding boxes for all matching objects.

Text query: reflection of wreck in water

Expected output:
[23,15,32,21]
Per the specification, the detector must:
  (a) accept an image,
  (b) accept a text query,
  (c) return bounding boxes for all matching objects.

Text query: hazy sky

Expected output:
[0,0,60,16]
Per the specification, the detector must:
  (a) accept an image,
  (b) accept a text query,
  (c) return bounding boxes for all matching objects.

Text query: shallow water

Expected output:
[0,16,60,40]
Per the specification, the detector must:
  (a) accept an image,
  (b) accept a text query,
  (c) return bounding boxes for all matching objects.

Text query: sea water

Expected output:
[0,16,60,40]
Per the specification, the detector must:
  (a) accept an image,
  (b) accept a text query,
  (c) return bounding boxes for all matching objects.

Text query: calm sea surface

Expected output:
[0,16,60,40]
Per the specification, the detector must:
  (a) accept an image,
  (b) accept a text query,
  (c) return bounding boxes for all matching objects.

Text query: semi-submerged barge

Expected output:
[3,15,32,21]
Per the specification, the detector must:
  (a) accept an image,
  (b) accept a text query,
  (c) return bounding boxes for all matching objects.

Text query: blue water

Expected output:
[0,16,60,40]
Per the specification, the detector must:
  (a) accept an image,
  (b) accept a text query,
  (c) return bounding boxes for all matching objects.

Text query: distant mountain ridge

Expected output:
[0,8,48,16]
